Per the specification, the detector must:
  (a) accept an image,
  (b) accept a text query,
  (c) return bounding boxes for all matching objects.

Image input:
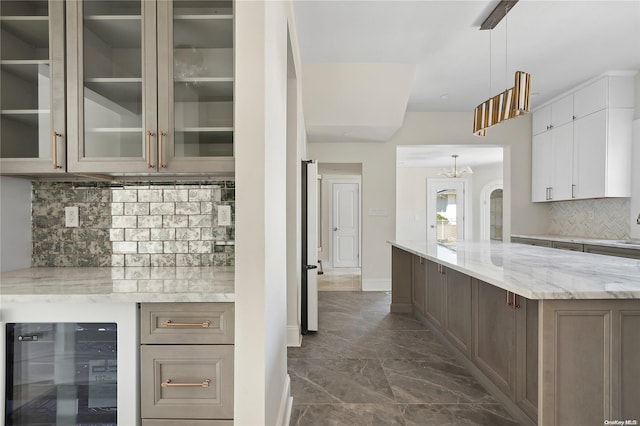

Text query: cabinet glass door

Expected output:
[158,0,233,171]
[82,0,143,159]
[0,0,65,172]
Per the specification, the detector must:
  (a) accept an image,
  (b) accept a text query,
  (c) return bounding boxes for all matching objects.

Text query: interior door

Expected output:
[301,160,319,333]
[331,182,360,268]
[427,179,465,242]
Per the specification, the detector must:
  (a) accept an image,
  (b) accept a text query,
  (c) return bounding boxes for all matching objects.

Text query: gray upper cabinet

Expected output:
[0,0,66,174]
[66,0,233,174]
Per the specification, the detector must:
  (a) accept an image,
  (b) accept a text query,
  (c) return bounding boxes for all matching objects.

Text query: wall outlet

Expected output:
[218,205,231,226]
[65,206,79,227]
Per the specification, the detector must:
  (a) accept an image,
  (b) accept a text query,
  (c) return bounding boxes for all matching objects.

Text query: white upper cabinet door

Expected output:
[550,123,573,201]
[532,105,551,135]
[573,77,607,119]
[551,95,574,128]
[573,109,607,199]
[531,132,552,202]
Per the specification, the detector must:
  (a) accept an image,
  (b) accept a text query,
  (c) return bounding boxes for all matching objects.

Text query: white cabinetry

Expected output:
[531,73,634,202]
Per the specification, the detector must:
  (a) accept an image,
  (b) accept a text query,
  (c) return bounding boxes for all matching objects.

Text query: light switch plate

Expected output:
[65,206,79,227]
[218,205,232,226]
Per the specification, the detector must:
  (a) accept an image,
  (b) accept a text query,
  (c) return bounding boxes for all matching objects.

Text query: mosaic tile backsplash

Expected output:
[548,198,630,240]
[32,181,235,267]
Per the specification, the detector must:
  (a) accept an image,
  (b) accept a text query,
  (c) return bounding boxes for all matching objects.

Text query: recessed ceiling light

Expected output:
[531,92,540,96]
[440,94,449,100]
[342,131,354,136]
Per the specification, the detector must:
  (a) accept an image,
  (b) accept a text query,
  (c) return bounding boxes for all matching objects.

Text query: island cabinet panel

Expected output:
[411,255,426,315]
[425,260,446,328]
[619,312,640,421]
[539,300,640,426]
[516,297,539,422]
[444,268,472,356]
[472,279,516,398]
[391,246,413,313]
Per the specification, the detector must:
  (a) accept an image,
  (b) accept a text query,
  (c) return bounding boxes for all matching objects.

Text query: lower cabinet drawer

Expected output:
[142,420,233,426]
[141,345,234,420]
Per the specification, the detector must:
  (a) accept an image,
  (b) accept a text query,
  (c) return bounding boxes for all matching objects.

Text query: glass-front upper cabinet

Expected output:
[67,0,233,174]
[0,0,66,174]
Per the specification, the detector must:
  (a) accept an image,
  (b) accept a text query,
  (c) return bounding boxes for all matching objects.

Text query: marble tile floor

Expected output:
[318,267,362,291]
[288,291,520,426]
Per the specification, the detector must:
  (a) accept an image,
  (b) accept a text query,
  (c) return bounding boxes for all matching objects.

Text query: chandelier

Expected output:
[439,155,473,178]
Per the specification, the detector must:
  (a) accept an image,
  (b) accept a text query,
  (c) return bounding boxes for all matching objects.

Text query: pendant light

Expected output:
[439,155,473,178]
[473,0,531,136]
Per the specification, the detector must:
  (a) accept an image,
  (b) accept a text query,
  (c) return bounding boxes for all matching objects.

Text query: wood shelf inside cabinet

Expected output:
[174,17,232,49]
[1,109,50,126]
[85,128,142,133]
[0,61,50,82]
[83,16,141,49]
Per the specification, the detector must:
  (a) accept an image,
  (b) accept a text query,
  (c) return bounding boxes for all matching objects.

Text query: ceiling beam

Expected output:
[480,0,519,30]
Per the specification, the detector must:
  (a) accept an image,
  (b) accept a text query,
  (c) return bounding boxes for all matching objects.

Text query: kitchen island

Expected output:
[390,240,640,426]
[0,266,235,426]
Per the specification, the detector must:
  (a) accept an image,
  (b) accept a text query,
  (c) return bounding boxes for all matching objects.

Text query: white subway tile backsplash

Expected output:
[163,189,188,202]
[189,240,212,253]
[113,241,138,253]
[176,253,201,266]
[111,203,124,215]
[164,241,189,253]
[138,189,163,202]
[201,202,213,214]
[175,202,200,215]
[176,228,201,241]
[112,189,137,202]
[149,202,175,215]
[189,189,212,201]
[32,181,234,267]
[124,202,150,216]
[189,214,212,228]
[138,241,164,254]
[150,254,176,267]
[112,216,137,228]
[150,228,175,241]
[110,229,124,241]
[163,215,189,228]
[125,228,150,241]
[125,254,151,266]
[138,215,163,228]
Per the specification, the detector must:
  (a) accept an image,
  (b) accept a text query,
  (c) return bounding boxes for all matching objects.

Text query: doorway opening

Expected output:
[317,163,362,291]
[480,180,504,241]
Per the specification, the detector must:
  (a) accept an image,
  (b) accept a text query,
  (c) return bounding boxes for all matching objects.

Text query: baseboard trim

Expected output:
[287,325,302,347]
[362,278,391,292]
[276,374,293,426]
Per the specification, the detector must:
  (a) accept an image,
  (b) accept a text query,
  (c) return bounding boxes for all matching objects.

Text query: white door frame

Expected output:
[329,178,361,269]
[480,180,504,241]
[426,178,471,241]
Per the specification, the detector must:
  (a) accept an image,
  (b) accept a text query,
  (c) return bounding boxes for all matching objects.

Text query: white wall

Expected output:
[0,177,32,272]
[307,112,548,290]
[395,161,502,242]
[631,73,640,239]
[235,1,302,424]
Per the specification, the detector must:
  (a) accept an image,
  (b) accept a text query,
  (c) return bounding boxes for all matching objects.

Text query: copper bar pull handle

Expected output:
[161,379,211,388]
[146,130,155,168]
[160,320,211,328]
[158,130,167,168]
[513,293,520,309]
[506,291,512,306]
[52,131,62,169]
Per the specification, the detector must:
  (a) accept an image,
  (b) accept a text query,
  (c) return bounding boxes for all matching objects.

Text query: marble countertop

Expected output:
[0,266,234,303]
[389,240,640,300]
[511,234,640,250]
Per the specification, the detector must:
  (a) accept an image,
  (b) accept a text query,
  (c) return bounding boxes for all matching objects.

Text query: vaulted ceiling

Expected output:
[295,0,640,142]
